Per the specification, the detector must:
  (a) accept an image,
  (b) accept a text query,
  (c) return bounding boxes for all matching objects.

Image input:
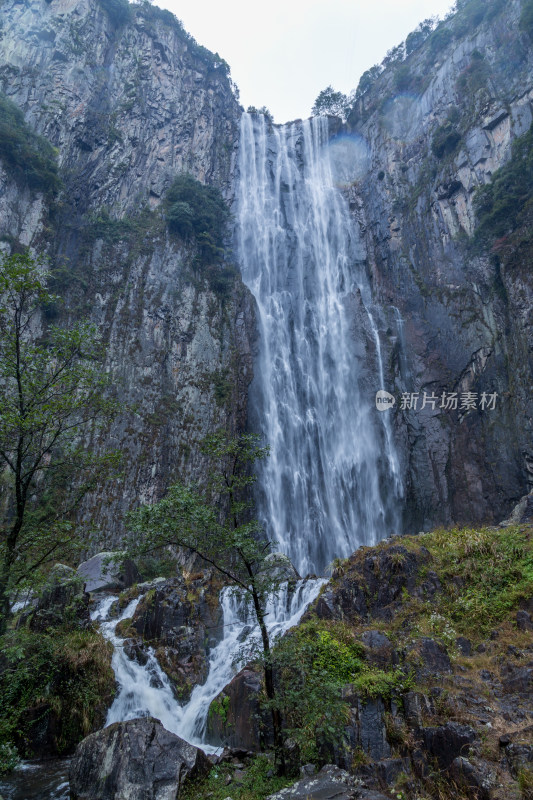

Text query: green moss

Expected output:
[0,93,61,197]
[0,626,115,759]
[418,525,533,637]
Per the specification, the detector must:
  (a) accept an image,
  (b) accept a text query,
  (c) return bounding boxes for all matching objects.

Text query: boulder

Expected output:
[500,491,533,526]
[405,637,451,679]
[206,667,273,750]
[265,764,362,799]
[361,630,395,668]
[130,574,223,701]
[77,552,140,593]
[261,553,300,583]
[69,718,210,800]
[29,563,89,631]
[449,756,495,799]
[420,722,477,769]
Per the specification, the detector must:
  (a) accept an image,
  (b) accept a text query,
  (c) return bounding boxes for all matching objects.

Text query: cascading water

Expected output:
[236,112,402,576]
[91,578,323,751]
[88,112,402,756]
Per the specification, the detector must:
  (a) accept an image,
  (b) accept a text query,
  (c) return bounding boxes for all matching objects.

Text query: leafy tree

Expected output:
[0,251,119,632]
[355,65,382,99]
[127,430,290,773]
[165,173,229,266]
[246,106,274,122]
[311,86,349,120]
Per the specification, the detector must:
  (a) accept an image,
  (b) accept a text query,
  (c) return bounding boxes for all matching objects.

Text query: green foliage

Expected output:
[127,431,271,603]
[520,0,533,39]
[0,252,120,628]
[393,64,420,92]
[311,86,349,120]
[180,754,293,800]
[429,26,454,54]
[431,121,461,158]
[165,174,230,269]
[405,18,436,56]
[267,619,410,763]
[0,93,61,197]
[355,65,382,99]
[0,626,114,759]
[97,0,132,26]
[473,123,533,243]
[419,526,533,636]
[456,51,488,94]
[0,742,19,774]
[247,106,274,122]
[519,767,533,800]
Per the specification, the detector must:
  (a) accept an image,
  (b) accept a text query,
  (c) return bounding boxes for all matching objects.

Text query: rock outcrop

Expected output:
[69,718,210,800]
[0,0,252,546]
[345,0,533,529]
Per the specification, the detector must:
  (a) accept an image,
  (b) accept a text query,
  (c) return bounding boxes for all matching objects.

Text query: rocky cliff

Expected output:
[0,0,252,544]
[345,0,533,530]
[0,0,532,544]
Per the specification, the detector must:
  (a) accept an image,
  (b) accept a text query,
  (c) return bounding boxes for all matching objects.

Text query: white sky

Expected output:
[155,0,456,123]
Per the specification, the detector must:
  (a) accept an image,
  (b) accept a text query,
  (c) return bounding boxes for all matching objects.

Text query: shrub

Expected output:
[473,123,533,242]
[0,93,61,197]
[0,627,115,758]
[429,26,454,54]
[431,121,461,158]
[97,0,132,26]
[165,175,238,297]
[520,0,533,39]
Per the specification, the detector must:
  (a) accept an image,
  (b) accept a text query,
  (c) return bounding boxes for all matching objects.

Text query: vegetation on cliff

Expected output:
[0,93,61,197]
[0,252,120,633]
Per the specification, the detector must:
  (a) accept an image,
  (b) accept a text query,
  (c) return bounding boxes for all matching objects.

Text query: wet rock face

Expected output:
[346,0,533,530]
[129,573,223,700]
[69,718,210,800]
[206,667,273,750]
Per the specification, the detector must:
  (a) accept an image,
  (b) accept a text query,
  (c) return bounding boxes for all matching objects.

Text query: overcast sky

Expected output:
[156,0,456,123]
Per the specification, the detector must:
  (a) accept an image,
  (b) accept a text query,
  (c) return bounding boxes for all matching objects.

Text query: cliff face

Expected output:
[0,0,252,544]
[0,0,532,544]
[346,0,533,530]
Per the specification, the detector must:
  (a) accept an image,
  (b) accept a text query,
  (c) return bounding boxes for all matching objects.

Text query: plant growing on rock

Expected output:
[127,430,290,774]
[0,251,120,632]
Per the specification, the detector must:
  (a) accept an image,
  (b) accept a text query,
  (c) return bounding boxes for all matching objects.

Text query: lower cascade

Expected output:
[91,578,324,752]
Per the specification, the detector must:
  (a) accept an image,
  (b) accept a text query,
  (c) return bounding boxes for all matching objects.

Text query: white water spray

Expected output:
[236,113,402,576]
[91,579,323,751]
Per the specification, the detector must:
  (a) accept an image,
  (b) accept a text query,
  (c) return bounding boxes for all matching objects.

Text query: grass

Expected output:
[0,625,115,763]
[417,525,533,638]
[180,754,294,800]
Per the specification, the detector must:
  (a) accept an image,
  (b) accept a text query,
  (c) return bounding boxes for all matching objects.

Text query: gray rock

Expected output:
[262,553,301,583]
[265,764,360,799]
[406,637,452,678]
[29,563,89,631]
[449,757,495,799]
[420,722,477,769]
[69,718,210,800]
[77,552,140,593]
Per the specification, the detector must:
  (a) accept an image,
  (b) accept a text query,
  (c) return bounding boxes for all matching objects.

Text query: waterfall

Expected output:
[236,113,402,576]
[91,579,323,752]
